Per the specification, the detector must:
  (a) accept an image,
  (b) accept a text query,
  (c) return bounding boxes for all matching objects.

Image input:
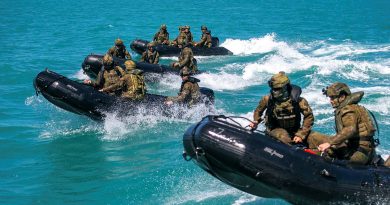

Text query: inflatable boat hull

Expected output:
[130,39,233,57]
[182,115,390,204]
[81,54,201,79]
[34,69,214,121]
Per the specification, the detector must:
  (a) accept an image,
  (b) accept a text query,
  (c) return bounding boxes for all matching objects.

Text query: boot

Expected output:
[385,156,390,167]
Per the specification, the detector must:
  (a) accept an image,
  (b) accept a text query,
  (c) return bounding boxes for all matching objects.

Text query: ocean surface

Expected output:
[1,0,390,204]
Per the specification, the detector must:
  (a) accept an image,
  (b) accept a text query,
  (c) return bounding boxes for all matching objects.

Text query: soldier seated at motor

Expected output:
[306,82,378,165]
[83,54,125,96]
[99,60,146,100]
[107,38,132,60]
[164,67,201,107]
[139,43,160,64]
[249,71,314,145]
[151,24,170,46]
[170,44,197,73]
[194,25,212,48]
[172,26,193,48]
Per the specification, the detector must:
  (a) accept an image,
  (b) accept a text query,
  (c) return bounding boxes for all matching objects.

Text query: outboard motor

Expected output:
[211,37,219,47]
[81,54,104,78]
[199,87,215,105]
[130,39,149,54]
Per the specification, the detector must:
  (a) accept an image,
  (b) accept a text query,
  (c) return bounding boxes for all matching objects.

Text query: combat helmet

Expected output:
[268,71,290,89]
[124,60,136,70]
[160,24,167,30]
[201,25,208,30]
[115,38,124,46]
[323,82,351,97]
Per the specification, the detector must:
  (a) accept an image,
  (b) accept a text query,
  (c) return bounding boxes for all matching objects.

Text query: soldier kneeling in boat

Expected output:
[107,38,132,60]
[152,24,170,45]
[194,25,212,48]
[307,82,378,165]
[83,54,125,96]
[165,67,201,107]
[99,60,146,100]
[139,43,160,64]
[249,71,314,145]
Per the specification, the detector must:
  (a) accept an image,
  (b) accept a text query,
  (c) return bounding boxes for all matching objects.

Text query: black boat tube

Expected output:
[81,54,202,79]
[130,38,233,57]
[183,115,390,204]
[34,69,215,120]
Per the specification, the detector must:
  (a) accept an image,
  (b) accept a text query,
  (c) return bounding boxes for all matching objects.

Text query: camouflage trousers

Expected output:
[306,131,374,165]
[267,128,294,144]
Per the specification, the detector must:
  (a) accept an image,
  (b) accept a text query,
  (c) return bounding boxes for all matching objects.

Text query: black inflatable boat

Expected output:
[182,115,390,204]
[130,38,233,57]
[33,69,214,121]
[81,54,202,79]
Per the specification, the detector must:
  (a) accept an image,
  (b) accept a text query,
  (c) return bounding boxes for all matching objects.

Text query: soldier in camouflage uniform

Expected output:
[249,72,314,145]
[100,60,146,100]
[171,45,197,73]
[194,25,212,48]
[183,25,194,46]
[152,24,170,45]
[107,38,132,59]
[83,54,125,96]
[165,67,201,107]
[140,43,160,64]
[172,26,187,48]
[308,82,377,165]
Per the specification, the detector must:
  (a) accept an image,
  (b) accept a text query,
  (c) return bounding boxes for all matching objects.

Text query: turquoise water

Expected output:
[1,0,390,204]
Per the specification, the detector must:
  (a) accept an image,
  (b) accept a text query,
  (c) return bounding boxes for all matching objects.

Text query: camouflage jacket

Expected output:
[253,93,314,140]
[196,31,212,48]
[153,30,169,44]
[169,77,201,105]
[140,50,159,64]
[330,92,376,151]
[101,69,146,100]
[107,46,132,60]
[177,47,197,72]
[92,66,125,93]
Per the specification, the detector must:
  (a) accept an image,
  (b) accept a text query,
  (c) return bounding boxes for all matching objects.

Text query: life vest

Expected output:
[157,31,169,43]
[145,51,158,64]
[266,84,302,133]
[122,69,146,100]
[113,47,127,59]
[334,91,376,150]
[179,77,201,105]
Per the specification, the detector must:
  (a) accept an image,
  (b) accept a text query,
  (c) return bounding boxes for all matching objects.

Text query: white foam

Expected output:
[72,68,89,80]
[223,34,390,81]
[221,33,281,55]
[196,71,263,91]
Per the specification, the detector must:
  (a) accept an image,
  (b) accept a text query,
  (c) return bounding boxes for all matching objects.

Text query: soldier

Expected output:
[194,25,212,48]
[308,82,377,165]
[172,26,187,48]
[171,45,197,73]
[83,54,125,96]
[107,38,132,59]
[249,72,314,145]
[183,25,194,45]
[165,67,201,107]
[152,24,169,45]
[100,60,146,100]
[140,43,160,64]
